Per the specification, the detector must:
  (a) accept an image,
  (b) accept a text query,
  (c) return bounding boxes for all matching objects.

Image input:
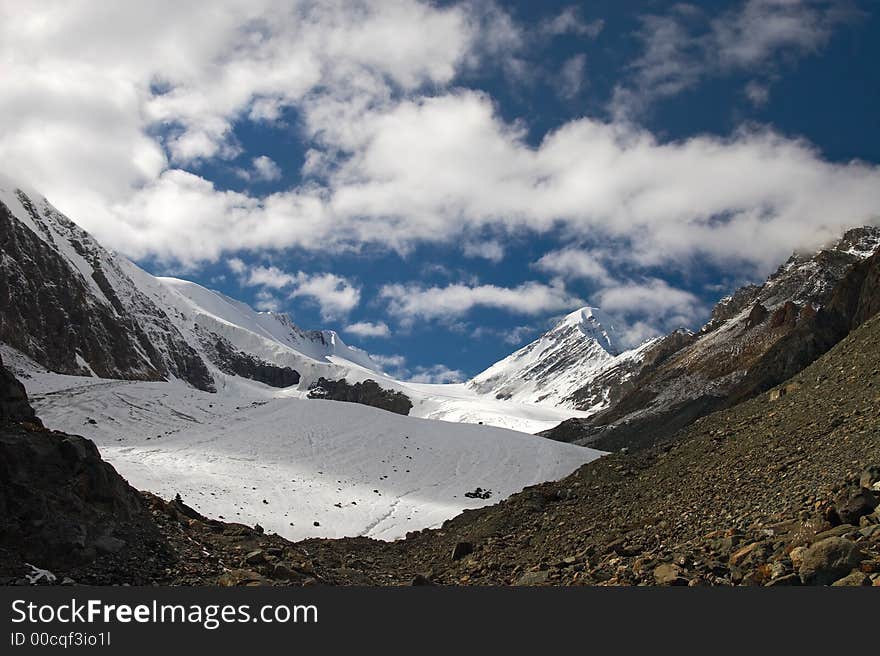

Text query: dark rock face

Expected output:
[0,423,161,570]
[0,195,215,392]
[198,329,300,388]
[308,377,413,415]
[0,353,38,424]
[0,360,161,575]
[545,230,880,451]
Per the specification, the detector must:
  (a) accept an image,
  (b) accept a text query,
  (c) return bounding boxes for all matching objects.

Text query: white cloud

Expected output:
[407,364,466,384]
[534,248,611,284]
[0,0,484,235]
[345,321,391,338]
[229,260,360,319]
[237,155,283,182]
[288,272,361,319]
[596,278,706,347]
[744,80,772,106]
[244,264,298,289]
[380,279,583,322]
[227,257,247,274]
[1,0,878,305]
[462,239,504,262]
[253,289,282,311]
[368,353,463,383]
[370,352,407,375]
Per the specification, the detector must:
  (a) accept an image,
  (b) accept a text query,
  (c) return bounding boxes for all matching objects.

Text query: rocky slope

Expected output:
[543,227,880,450]
[307,377,413,415]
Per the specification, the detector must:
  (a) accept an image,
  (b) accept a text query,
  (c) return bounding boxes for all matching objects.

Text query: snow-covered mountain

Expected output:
[466,306,654,412]
[0,174,394,396]
[0,174,596,434]
[0,174,606,542]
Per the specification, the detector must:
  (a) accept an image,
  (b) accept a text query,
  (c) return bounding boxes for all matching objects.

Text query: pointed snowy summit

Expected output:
[554,306,619,356]
[467,306,622,407]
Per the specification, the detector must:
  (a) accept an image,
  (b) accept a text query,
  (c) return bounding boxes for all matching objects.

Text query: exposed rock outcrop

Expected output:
[0,191,215,391]
[0,352,38,424]
[308,377,413,415]
[0,358,164,581]
[198,329,300,388]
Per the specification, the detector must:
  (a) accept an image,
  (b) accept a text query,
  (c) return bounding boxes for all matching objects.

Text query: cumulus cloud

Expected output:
[229,260,360,319]
[369,352,408,377]
[288,272,361,319]
[243,264,298,289]
[345,321,391,338]
[367,353,462,383]
[0,0,481,237]
[555,53,588,100]
[370,353,406,370]
[538,7,604,39]
[237,155,283,182]
[596,279,706,347]
[380,279,583,322]
[534,248,611,284]
[2,0,879,335]
[744,80,772,106]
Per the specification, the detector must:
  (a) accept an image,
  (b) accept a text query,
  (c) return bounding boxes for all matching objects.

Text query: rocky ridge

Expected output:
[545,227,880,450]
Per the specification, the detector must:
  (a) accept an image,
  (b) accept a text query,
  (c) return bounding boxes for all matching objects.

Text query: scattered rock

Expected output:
[515,570,550,586]
[831,570,871,586]
[217,569,267,587]
[94,535,126,555]
[409,574,434,586]
[244,549,264,565]
[860,465,880,490]
[835,489,878,525]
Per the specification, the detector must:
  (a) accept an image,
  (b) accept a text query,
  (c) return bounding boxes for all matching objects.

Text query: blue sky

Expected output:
[3,1,880,381]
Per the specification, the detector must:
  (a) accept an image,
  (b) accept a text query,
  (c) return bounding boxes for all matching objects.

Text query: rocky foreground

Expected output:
[4,309,879,587]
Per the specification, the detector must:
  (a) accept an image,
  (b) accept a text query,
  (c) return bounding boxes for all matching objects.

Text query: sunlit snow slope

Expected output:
[16,357,603,542]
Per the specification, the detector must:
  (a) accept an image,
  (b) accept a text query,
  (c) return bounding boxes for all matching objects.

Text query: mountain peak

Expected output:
[555,306,618,356]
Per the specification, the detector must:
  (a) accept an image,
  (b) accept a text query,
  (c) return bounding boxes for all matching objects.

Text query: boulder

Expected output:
[798,537,864,585]
[831,571,871,587]
[860,465,880,490]
[654,563,689,586]
[835,489,879,525]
